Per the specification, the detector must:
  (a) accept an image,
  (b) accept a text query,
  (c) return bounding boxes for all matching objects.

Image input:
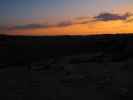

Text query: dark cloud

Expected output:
[77,21,90,24]
[11,24,49,30]
[56,21,73,27]
[94,12,133,22]
[7,21,74,30]
[55,20,90,27]
[76,16,90,20]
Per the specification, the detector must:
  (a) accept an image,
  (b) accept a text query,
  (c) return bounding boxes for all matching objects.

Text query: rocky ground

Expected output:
[0,52,130,100]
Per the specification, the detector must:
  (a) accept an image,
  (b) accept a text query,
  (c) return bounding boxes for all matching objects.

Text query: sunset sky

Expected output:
[1,0,133,36]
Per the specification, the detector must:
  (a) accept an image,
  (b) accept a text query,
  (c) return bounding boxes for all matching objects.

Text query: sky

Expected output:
[0,0,133,36]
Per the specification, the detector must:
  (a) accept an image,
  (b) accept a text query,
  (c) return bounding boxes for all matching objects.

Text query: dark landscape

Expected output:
[0,34,131,99]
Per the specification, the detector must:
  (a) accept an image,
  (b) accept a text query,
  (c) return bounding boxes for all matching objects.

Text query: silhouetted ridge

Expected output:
[0,34,133,65]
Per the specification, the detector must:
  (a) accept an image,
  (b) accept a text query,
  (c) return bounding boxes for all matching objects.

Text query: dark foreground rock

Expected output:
[0,52,130,100]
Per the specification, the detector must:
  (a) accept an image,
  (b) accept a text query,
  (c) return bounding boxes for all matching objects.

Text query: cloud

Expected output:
[76,16,90,20]
[9,24,49,30]
[55,21,73,27]
[93,12,133,22]
[2,12,133,32]
[55,20,91,27]
[48,20,89,28]
[75,12,133,23]
[1,20,88,31]
[77,21,90,24]
[6,21,74,30]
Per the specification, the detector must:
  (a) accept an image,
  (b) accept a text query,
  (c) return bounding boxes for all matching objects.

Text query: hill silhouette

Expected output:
[0,34,132,65]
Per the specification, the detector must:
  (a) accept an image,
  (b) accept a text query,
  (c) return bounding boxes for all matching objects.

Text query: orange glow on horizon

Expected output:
[4,20,133,36]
